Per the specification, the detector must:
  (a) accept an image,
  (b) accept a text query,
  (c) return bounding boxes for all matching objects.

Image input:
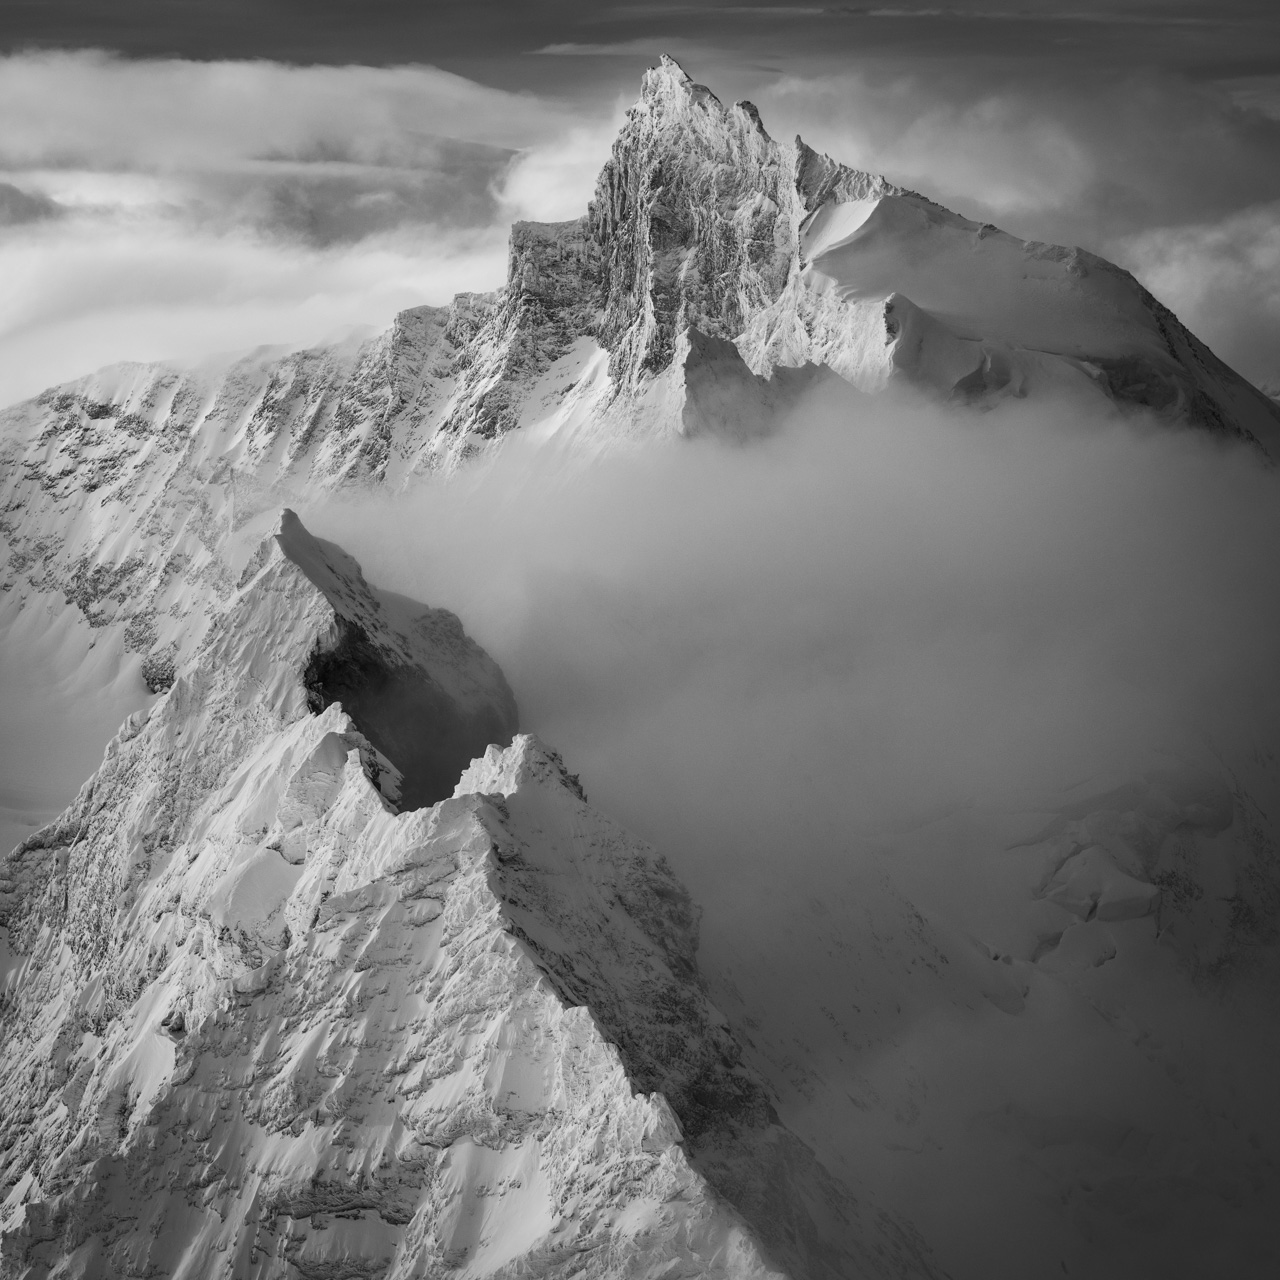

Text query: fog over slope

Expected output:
[314,384,1280,1278]
[314,387,1280,841]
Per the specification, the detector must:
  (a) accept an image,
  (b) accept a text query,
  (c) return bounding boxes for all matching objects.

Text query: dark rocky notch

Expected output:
[303,617,515,812]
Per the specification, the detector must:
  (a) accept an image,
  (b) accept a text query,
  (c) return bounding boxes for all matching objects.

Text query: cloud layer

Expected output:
[312,389,1280,905]
[0,51,617,407]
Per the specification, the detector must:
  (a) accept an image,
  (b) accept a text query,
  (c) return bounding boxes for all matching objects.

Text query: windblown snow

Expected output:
[1,53,1279,1280]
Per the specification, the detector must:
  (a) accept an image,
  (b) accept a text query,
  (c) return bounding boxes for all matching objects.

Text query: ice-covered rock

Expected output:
[0,514,935,1280]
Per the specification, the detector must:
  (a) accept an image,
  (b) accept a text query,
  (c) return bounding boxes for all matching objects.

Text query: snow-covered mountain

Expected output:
[0,512,935,1279]
[3,54,1280,1280]
[7,56,1278,481]
[5,56,1277,707]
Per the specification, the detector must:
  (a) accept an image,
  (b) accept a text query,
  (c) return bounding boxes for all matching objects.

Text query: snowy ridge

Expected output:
[0,515,935,1279]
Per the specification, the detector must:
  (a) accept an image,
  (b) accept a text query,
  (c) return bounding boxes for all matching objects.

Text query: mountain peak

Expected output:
[587,61,796,385]
[641,52,702,97]
[637,56,771,141]
[632,54,755,136]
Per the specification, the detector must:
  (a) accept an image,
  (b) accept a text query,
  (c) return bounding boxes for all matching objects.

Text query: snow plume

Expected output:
[0,51,612,407]
[498,111,628,222]
[312,389,1280,903]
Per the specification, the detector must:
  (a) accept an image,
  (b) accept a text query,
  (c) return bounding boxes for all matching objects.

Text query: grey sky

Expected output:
[5,2,1280,84]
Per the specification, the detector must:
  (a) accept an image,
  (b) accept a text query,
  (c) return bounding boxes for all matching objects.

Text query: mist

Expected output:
[309,382,1280,1274]
[0,51,614,408]
[311,388,1280,908]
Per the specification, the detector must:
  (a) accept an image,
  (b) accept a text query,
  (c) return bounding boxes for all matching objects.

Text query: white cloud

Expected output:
[1113,201,1280,392]
[0,207,509,408]
[314,389,1280,878]
[763,70,1095,220]
[498,112,628,222]
[758,64,1280,235]
[0,51,594,406]
[0,50,575,170]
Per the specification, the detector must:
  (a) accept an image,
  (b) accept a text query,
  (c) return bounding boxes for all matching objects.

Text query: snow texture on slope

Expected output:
[0,513,937,1280]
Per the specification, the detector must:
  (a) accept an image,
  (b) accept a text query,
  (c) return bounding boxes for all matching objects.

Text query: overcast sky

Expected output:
[2,1,1280,402]
[7,2,1280,81]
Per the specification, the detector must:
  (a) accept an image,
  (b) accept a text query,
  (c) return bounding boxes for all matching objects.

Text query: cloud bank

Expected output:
[312,390,1280,908]
[0,51,617,408]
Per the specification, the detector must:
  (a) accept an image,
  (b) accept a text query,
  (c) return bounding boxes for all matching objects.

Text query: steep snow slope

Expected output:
[0,590,151,857]
[749,193,1280,452]
[0,513,936,1280]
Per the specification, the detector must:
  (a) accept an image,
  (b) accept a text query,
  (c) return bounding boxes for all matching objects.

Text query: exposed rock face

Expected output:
[276,510,518,810]
[0,513,935,1280]
[586,61,797,385]
[584,59,904,394]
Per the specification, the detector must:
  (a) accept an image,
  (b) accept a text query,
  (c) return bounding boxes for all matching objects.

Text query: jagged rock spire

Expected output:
[586,55,793,385]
